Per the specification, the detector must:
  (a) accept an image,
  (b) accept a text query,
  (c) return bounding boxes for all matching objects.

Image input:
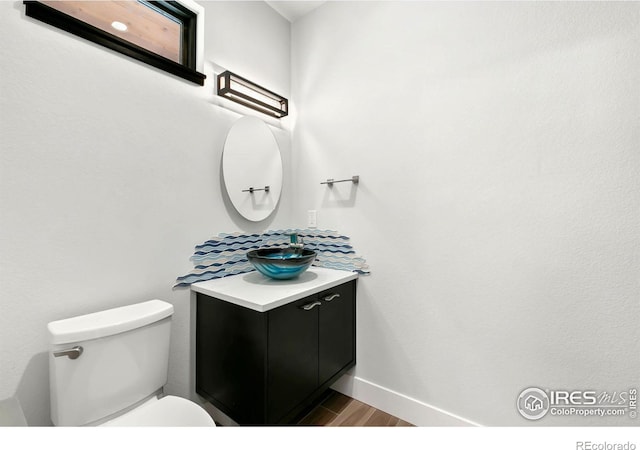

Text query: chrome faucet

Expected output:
[287,232,305,250]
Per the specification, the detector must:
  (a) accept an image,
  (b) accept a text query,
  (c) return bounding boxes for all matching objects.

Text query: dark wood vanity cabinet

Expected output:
[196,279,356,425]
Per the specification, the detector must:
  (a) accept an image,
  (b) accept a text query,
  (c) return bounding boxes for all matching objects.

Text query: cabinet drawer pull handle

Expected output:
[301,301,322,311]
[323,293,341,302]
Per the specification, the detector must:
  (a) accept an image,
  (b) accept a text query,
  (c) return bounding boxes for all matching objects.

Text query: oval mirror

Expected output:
[222,116,283,222]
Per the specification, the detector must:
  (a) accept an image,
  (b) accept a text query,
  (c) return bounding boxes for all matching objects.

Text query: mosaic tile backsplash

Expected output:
[175,229,370,287]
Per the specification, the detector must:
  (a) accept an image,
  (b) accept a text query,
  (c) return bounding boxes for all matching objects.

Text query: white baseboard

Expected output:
[331,374,481,427]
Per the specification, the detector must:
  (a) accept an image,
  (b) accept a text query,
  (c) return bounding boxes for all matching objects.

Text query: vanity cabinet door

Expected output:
[267,296,320,423]
[318,280,356,383]
[196,294,268,425]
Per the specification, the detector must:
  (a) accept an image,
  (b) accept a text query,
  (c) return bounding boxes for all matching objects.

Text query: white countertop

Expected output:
[191,267,358,312]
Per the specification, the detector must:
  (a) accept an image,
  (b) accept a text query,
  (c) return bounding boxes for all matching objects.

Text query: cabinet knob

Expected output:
[322,293,341,302]
[301,301,322,311]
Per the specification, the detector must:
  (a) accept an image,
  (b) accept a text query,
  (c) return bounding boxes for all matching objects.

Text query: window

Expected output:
[24,1,206,85]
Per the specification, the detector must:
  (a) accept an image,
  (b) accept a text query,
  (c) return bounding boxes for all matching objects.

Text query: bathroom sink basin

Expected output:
[247,248,317,280]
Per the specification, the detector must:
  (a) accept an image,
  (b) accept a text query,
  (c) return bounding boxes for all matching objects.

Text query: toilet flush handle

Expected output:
[53,346,83,360]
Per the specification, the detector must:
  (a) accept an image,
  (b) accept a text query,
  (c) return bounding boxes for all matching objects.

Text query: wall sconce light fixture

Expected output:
[217,71,288,118]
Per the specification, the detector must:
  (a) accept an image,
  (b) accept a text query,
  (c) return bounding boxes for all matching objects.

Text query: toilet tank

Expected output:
[48,300,174,426]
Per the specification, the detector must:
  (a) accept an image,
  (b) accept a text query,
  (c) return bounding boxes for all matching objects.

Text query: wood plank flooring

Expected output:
[297,390,414,426]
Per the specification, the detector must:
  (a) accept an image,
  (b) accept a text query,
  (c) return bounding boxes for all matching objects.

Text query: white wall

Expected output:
[292,1,640,426]
[0,0,291,425]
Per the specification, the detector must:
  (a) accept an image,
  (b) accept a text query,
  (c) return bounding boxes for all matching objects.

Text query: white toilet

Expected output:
[48,299,215,427]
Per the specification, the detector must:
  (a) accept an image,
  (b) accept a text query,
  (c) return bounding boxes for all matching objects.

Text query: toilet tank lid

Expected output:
[48,300,174,345]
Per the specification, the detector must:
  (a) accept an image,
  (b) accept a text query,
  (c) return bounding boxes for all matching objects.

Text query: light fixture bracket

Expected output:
[217,71,288,118]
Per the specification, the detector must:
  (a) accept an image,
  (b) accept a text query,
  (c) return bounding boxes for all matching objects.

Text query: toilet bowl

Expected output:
[48,299,215,427]
[100,395,214,427]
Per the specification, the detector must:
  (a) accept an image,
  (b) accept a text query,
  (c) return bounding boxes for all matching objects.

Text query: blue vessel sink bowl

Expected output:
[247,248,317,280]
